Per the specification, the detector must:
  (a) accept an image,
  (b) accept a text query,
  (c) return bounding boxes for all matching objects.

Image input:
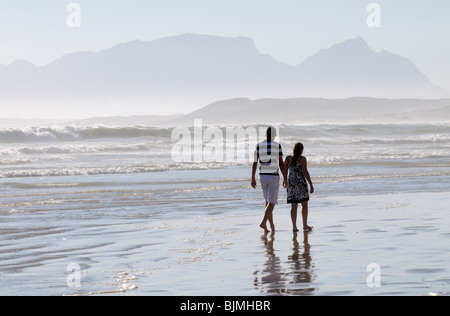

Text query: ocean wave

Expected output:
[2,198,62,210]
[0,143,170,156]
[315,171,450,184]
[0,126,173,143]
[0,156,72,166]
[1,123,448,145]
[0,162,231,179]
[347,135,450,145]
[1,123,448,179]
[307,152,449,165]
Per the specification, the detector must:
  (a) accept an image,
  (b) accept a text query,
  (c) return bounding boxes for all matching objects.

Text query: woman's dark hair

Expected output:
[292,142,304,164]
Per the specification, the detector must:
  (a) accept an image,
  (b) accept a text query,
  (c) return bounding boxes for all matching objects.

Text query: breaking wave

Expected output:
[0,162,231,178]
[0,122,448,179]
[1,123,449,144]
[0,126,173,143]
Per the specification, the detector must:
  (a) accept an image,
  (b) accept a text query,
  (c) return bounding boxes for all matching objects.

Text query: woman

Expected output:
[284,142,314,232]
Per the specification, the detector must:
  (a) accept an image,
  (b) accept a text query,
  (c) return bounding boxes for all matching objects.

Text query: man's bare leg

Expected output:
[260,202,275,233]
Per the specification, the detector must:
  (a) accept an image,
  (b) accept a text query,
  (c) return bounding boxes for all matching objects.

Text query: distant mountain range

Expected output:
[164,97,450,125]
[2,97,449,127]
[62,97,450,126]
[0,33,448,118]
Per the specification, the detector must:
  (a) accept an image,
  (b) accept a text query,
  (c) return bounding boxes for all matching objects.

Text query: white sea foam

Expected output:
[0,126,173,143]
[0,123,448,179]
[0,162,230,178]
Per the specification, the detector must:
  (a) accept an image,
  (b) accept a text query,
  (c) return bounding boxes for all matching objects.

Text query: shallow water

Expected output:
[0,168,449,296]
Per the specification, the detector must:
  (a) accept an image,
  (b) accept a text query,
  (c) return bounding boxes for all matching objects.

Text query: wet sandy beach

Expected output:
[3,187,448,296]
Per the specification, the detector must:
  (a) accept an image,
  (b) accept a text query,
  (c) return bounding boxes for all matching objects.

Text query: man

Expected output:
[251,126,286,233]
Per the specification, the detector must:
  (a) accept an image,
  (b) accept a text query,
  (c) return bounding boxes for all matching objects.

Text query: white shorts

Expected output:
[260,174,280,205]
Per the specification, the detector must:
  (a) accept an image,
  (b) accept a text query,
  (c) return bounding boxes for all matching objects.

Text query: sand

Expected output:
[26,190,447,296]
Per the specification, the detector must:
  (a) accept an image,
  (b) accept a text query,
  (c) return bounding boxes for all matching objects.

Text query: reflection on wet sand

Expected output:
[254,232,316,295]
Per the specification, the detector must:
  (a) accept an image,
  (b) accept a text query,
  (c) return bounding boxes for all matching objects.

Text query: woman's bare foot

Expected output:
[303,225,313,232]
[260,224,270,234]
[293,227,299,232]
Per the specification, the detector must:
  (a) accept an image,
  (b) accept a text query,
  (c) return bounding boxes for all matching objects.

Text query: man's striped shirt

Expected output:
[254,141,283,176]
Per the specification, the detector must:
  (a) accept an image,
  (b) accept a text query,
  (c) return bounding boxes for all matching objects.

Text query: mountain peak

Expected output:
[159,33,257,50]
[330,37,372,52]
[8,59,36,68]
[174,32,254,42]
[0,34,448,118]
[302,37,375,66]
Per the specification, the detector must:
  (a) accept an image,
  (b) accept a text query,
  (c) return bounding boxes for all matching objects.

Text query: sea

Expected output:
[0,122,449,295]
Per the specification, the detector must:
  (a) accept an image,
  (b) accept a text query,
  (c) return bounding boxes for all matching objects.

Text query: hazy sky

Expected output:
[1,0,449,91]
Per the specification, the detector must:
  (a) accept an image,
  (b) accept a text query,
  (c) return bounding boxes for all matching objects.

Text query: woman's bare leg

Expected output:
[302,201,312,231]
[291,203,299,232]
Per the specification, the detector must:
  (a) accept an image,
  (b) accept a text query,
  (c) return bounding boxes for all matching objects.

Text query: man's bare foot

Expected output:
[270,225,276,232]
[293,227,299,232]
[303,225,313,232]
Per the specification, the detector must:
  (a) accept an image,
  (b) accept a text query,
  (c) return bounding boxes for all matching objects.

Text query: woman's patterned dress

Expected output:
[287,156,310,203]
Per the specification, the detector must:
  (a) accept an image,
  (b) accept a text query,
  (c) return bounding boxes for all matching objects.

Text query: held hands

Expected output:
[253,177,312,192]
